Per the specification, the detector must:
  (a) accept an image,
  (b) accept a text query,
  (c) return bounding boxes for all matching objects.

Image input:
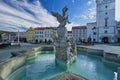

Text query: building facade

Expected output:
[87,22,97,42]
[15,31,26,42]
[26,27,34,43]
[96,0,116,43]
[116,21,120,42]
[72,26,87,44]
[34,27,55,43]
[1,33,15,42]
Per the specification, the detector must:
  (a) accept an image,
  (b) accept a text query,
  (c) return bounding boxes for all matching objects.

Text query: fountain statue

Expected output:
[52,6,77,69]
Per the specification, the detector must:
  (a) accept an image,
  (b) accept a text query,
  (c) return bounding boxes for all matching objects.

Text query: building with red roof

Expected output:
[72,26,87,44]
[34,27,56,43]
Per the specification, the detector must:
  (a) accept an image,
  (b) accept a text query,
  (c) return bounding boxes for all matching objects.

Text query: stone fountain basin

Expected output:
[49,71,88,80]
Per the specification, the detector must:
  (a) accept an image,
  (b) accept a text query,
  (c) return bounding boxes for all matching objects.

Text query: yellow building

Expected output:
[26,27,34,43]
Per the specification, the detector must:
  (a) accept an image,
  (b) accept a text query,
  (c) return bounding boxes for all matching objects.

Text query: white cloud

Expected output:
[72,0,75,3]
[87,1,92,6]
[88,8,96,19]
[0,0,58,32]
[65,22,80,31]
[74,15,81,19]
[80,8,96,20]
[81,14,88,19]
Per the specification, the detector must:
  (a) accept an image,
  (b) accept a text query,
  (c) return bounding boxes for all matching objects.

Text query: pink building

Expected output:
[15,32,26,42]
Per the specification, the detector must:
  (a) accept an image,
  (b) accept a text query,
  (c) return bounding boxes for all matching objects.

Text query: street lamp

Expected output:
[18,30,20,44]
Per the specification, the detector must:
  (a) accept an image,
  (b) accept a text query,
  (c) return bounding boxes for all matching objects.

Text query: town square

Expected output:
[0,0,120,80]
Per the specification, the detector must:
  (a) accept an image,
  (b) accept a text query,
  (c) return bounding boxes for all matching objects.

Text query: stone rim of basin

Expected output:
[49,71,88,80]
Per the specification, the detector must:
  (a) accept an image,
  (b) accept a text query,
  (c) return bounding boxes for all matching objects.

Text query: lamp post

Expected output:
[18,30,20,44]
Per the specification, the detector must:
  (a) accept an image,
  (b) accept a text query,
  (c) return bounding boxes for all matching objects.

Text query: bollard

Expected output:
[117,67,120,80]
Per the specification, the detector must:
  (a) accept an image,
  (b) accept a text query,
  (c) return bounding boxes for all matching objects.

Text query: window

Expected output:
[105,5,108,8]
[105,30,107,34]
[118,23,120,26]
[79,29,81,32]
[118,30,120,34]
[35,36,38,38]
[93,39,96,42]
[92,27,96,30]
[94,27,96,29]
[105,18,108,27]
[83,29,85,33]
[105,12,108,15]
[93,32,96,35]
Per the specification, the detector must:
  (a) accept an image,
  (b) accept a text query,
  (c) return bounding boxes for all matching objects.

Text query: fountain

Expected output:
[52,6,77,69]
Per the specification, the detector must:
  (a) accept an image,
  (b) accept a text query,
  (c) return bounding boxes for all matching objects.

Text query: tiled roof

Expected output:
[72,26,86,29]
[34,27,54,30]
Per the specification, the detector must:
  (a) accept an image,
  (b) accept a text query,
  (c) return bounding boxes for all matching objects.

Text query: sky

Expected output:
[0,0,119,32]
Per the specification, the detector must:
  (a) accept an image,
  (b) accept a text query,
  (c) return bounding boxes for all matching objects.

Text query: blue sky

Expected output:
[0,0,119,31]
[40,0,96,25]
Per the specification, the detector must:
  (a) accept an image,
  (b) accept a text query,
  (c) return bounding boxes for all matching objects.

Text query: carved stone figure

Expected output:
[51,6,77,70]
[51,6,70,27]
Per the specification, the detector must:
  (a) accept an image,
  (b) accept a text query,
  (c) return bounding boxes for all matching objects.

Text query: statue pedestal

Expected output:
[57,27,67,43]
[55,42,77,70]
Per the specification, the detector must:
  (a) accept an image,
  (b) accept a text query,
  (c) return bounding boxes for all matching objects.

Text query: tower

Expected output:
[96,0,116,43]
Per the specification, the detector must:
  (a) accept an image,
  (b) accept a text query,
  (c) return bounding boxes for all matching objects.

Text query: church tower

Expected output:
[96,0,116,43]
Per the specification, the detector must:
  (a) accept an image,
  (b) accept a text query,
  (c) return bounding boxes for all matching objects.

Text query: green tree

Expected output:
[87,36,91,43]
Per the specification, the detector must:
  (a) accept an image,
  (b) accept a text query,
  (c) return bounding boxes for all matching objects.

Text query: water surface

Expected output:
[10,51,119,80]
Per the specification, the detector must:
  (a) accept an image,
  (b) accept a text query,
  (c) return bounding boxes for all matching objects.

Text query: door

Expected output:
[102,37,109,43]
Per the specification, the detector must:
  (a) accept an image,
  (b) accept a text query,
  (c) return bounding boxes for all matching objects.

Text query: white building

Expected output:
[87,22,97,42]
[72,26,87,44]
[96,0,116,43]
[1,33,15,42]
[34,27,55,43]
[116,21,120,42]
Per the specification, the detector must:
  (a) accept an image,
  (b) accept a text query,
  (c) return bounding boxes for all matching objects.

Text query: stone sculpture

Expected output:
[52,6,77,69]
[51,6,70,27]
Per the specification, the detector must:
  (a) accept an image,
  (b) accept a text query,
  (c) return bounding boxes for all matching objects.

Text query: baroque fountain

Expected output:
[51,6,77,69]
[0,6,119,80]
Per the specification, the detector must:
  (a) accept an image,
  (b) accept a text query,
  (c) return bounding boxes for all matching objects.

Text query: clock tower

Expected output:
[96,0,116,43]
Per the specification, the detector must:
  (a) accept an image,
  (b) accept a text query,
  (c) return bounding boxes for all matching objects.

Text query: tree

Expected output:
[48,40,52,44]
[45,39,47,43]
[87,36,91,43]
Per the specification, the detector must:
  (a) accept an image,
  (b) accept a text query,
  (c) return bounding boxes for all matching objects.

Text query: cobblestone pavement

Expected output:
[78,44,120,55]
